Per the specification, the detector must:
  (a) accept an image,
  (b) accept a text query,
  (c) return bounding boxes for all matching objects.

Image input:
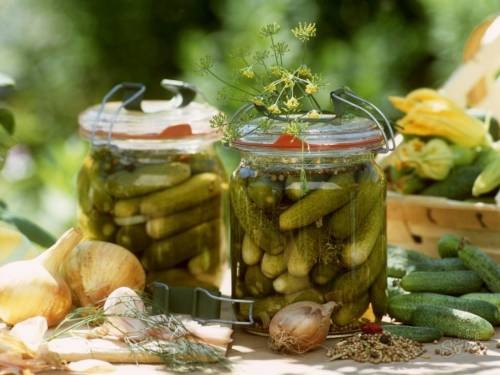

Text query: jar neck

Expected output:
[239,150,375,172]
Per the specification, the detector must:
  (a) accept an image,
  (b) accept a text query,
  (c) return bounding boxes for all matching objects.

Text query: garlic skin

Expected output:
[0,228,82,327]
[269,301,337,354]
[64,241,145,307]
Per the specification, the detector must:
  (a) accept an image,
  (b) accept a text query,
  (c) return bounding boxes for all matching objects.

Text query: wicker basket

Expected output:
[387,192,500,262]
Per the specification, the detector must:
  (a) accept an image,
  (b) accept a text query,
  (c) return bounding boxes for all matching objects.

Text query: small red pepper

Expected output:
[361,322,383,334]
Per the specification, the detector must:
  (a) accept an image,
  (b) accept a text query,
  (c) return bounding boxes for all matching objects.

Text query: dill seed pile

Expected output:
[326,332,424,363]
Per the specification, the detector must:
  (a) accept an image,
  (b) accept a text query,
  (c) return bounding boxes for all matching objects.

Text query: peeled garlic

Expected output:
[0,228,82,326]
[269,301,337,354]
[10,316,48,353]
[64,241,145,307]
[102,287,146,339]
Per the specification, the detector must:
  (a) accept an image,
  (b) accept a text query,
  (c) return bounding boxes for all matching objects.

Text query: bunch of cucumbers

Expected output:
[77,147,225,288]
[386,235,500,342]
[230,160,387,331]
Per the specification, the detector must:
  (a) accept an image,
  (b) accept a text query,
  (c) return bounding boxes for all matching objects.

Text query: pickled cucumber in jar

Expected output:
[77,85,226,290]
[230,155,387,334]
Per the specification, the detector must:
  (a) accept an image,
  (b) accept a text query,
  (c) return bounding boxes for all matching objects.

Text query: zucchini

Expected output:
[383,324,442,343]
[388,293,499,325]
[340,203,384,268]
[437,234,462,258]
[421,165,482,200]
[279,171,357,230]
[458,244,500,292]
[400,270,483,295]
[411,305,494,341]
[230,178,286,254]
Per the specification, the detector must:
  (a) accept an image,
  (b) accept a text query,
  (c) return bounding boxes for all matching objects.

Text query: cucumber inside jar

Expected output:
[77,147,225,289]
[230,161,387,334]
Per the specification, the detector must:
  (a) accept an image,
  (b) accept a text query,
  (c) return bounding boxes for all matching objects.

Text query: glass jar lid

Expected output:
[79,80,219,145]
[231,88,395,156]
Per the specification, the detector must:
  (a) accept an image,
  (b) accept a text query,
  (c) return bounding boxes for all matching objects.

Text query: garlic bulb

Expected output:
[269,301,337,354]
[0,228,82,327]
[102,287,146,339]
[63,241,145,307]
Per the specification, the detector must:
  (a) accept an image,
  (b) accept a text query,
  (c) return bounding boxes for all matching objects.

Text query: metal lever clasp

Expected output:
[330,87,396,153]
[192,288,255,326]
[160,79,197,108]
[92,82,146,145]
[151,282,255,326]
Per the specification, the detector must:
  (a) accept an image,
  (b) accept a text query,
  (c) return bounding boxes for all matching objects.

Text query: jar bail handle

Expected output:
[330,87,396,153]
[92,82,146,145]
[160,79,197,108]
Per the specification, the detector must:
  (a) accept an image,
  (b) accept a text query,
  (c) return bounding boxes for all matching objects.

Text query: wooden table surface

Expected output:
[42,273,500,374]
[43,328,500,374]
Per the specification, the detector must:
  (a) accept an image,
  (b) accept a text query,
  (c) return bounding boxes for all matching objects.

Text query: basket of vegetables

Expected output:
[383,88,500,262]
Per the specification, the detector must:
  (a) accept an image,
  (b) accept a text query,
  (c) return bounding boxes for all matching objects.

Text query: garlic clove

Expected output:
[102,287,146,339]
[10,316,48,353]
[180,318,233,346]
[67,359,115,373]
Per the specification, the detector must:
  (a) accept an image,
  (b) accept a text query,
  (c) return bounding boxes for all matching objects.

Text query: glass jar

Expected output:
[77,81,226,290]
[230,89,393,334]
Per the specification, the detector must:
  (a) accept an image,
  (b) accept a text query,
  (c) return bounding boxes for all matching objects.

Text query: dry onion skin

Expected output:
[63,240,145,307]
[269,301,337,354]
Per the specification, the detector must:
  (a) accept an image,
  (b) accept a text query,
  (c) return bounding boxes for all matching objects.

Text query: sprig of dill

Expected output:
[200,21,325,143]
[50,296,228,372]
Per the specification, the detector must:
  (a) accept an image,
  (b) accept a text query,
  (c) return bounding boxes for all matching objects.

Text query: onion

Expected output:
[269,301,337,354]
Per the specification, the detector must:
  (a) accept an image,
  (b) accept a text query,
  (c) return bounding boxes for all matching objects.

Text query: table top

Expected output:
[42,327,500,375]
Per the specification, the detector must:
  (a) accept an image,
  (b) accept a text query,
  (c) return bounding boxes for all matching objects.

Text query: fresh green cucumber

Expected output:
[383,324,442,343]
[279,171,357,230]
[460,293,500,310]
[414,258,467,272]
[411,305,494,341]
[400,270,483,295]
[458,244,500,292]
[437,234,462,258]
[388,293,499,324]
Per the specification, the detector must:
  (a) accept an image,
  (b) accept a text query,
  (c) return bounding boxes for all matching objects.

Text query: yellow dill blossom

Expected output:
[252,97,264,107]
[306,110,320,119]
[297,65,312,78]
[285,97,300,110]
[264,83,277,93]
[291,22,317,42]
[305,83,319,94]
[240,66,255,79]
[282,72,295,88]
[267,104,281,114]
[271,65,282,77]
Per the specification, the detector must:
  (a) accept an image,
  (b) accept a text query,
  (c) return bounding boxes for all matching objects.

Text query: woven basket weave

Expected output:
[387,192,500,262]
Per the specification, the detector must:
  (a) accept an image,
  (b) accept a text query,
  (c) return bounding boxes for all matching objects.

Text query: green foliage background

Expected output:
[0,0,497,236]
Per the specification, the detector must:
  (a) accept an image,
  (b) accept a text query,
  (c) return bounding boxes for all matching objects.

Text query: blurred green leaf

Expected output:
[0,73,15,100]
[0,204,55,247]
[0,107,15,135]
